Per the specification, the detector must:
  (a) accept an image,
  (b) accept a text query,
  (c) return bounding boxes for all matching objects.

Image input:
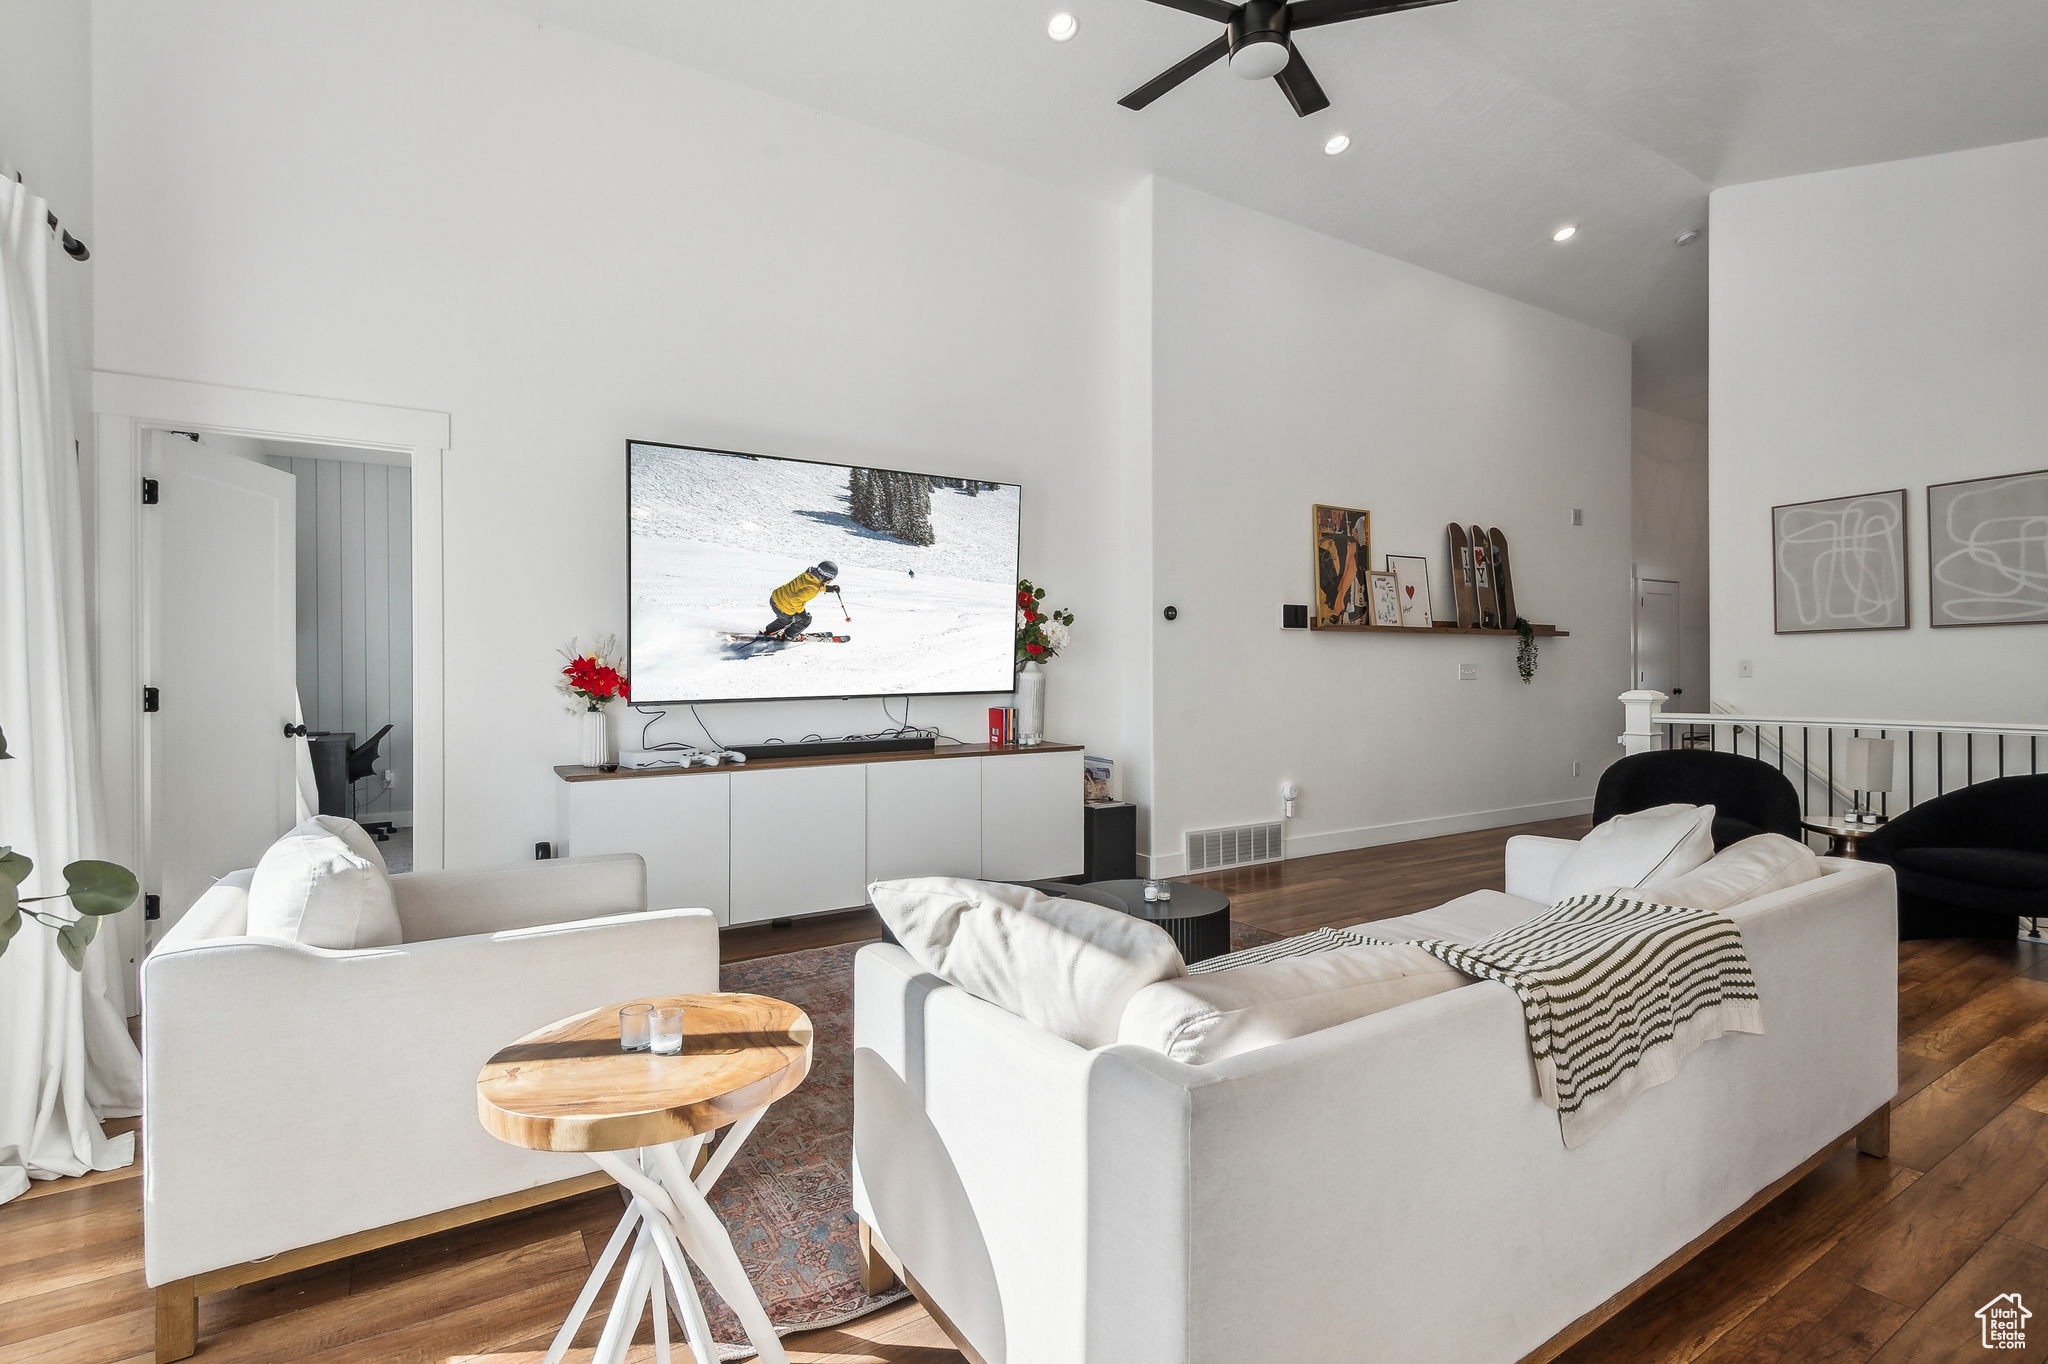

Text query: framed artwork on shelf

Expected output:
[1386,554,1433,628]
[1927,468,2048,627]
[1771,488,1908,634]
[1312,504,1372,628]
[1367,571,1403,628]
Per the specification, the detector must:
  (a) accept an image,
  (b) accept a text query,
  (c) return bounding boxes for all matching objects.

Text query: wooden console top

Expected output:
[555,740,1082,782]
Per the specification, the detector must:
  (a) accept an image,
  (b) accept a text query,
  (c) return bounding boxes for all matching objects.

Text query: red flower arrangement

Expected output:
[1014,578,1075,666]
[559,635,629,711]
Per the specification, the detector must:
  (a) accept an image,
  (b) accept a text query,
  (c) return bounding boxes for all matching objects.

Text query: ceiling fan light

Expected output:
[1229,36,1291,80]
[1324,133,1351,155]
[1552,224,1578,243]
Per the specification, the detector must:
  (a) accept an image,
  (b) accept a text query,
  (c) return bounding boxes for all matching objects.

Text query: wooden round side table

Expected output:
[477,993,812,1364]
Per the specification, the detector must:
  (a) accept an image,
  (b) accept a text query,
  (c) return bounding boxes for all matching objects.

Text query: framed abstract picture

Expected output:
[1771,489,1908,634]
[1928,468,2048,627]
[1312,505,1371,628]
[1367,571,1403,627]
[1385,554,1434,628]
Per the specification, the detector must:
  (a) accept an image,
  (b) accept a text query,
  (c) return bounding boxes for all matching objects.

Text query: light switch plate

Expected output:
[1738,659,1754,678]
[1458,663,1478,682]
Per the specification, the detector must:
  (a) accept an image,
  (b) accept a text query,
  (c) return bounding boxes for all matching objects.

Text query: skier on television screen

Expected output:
[762,561,840,640]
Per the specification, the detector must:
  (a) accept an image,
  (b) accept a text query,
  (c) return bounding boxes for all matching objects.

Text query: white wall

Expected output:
[1138,180,1633,873]
[1710,137,2048,725]
[1632,407,1710,709]
[92,0,1129,869]
[263,455,414,822]
[0,0,92,456]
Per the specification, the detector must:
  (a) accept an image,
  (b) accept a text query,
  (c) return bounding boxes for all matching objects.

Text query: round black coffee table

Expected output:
[1021,878,1233,964]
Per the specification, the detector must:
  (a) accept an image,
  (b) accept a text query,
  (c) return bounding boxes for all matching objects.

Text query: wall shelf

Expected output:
[1311,622,1569,637]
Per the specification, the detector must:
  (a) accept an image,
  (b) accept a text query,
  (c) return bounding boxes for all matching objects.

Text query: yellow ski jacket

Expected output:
[770,571,829,615]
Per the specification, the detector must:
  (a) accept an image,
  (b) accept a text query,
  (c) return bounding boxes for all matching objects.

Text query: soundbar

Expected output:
[730,736,938,762]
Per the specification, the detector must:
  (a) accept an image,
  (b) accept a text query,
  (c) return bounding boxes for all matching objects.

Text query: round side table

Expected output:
[477,993,812,1364]
[1085,878,1234,964]
[1802,817,1884,860]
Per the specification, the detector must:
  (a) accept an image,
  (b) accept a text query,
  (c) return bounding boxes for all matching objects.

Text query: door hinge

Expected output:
[143,893,161,921]
[142,686,160,713]
[141,477,159,505]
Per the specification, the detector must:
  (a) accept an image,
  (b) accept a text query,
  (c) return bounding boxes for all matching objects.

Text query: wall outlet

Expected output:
[1570,508,1584,526]
[1738,659,1754,678]
[1572,761,1581,777]
[1458,663,1478,682]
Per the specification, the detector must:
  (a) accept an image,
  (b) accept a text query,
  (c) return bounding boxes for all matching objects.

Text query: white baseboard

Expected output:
[1141,797,1593,880]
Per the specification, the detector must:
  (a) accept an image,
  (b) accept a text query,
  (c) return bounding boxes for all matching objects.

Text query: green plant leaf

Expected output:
[56,916,97,971]
[0,848,30,886]
[63,861,139,916]
[0,905,19,957]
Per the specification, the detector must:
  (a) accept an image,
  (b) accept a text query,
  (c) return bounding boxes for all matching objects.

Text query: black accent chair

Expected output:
[1859,775,2048,940]
[347,723,396,842]
[1594,750,1804,850]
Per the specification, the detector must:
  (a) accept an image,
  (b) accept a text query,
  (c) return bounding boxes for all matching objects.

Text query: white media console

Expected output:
[554,742,1085,927]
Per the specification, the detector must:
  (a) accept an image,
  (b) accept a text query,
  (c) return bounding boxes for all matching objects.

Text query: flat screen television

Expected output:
[628,441,1022,704]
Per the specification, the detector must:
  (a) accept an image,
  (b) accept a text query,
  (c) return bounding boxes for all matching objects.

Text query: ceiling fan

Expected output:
[1120,0,1456,117]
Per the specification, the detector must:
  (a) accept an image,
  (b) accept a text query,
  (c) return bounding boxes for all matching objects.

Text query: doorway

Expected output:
[144,432,418,929]
[91,371,449,1011]
[1634,578,1681,703]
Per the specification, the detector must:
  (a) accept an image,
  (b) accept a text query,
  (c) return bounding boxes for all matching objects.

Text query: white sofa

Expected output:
[142,852,718,1359]
[851,837,1898,1364]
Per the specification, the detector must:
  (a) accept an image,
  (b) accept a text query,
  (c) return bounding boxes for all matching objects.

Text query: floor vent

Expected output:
[1184,822,1285,873]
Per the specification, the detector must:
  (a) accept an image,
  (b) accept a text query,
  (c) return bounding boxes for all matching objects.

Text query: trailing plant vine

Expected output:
[1514,617,1539,684]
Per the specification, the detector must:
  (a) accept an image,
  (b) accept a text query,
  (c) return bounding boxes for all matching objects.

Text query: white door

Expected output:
[148,435,299,930]
[1634,579,1681,702]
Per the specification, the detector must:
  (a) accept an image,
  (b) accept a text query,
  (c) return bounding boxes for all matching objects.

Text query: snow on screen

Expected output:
[629,444,1020,702]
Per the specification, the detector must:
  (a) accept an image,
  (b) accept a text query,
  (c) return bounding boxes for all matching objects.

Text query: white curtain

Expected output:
[0,177,143,1204]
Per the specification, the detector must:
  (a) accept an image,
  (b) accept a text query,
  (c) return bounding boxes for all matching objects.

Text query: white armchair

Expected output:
[142,852,718,1362]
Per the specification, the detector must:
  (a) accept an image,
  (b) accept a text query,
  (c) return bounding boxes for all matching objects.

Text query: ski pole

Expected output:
[831,587,851,621]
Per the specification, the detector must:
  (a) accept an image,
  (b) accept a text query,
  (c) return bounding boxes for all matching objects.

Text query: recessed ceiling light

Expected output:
[1675,229,1702,247]
[1552,225,1578,243]
[1324,133,1351,156]
[1048,12,1078,41]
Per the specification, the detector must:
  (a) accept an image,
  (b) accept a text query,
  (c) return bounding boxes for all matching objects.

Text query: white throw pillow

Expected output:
[1629,833,1820,913]
[1547,804,1717,901]
[247,815,401,949]
[1118,943,1472,1065]
[869,877,1185,1048]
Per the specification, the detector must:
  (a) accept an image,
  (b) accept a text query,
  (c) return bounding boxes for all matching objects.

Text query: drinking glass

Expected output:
[619,1003,652,1053]
[650,1005,686,1056]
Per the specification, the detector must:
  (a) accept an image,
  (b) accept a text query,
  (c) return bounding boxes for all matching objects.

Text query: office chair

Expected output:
[347,723,397,841]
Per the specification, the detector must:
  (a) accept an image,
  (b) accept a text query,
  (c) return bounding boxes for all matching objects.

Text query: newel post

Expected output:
[1618,690,1668,757]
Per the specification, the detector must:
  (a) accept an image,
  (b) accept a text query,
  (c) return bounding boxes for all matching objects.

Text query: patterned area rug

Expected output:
[698,918,1279,1357]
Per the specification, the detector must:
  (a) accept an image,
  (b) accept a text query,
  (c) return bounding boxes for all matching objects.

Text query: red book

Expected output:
[989,707,1006,747]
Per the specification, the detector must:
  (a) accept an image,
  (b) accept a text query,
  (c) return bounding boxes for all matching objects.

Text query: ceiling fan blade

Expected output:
[1272,43,1330,116]
[1139,0,1241,20]
[1289,0,1455,30]
[1119,34,1231,110]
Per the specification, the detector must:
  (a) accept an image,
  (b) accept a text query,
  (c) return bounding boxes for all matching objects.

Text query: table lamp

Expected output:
[1841,736,1896,825]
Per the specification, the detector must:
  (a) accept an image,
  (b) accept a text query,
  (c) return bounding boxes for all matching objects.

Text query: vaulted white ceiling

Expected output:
[484,0,2048,423]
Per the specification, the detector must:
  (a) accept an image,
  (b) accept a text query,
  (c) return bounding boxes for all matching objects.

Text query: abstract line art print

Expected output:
[1771,489,1908,634]
[1928,468,2048,628]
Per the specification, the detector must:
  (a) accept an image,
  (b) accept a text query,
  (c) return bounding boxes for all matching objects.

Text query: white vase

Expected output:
[1015,661,1046,747]
[579,708,611,768]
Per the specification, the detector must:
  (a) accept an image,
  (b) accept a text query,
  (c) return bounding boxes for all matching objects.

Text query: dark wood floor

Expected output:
[6,816,2045,1363]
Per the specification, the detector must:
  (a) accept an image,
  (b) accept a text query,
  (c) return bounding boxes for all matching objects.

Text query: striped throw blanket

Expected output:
[1369,892,1764,1148]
